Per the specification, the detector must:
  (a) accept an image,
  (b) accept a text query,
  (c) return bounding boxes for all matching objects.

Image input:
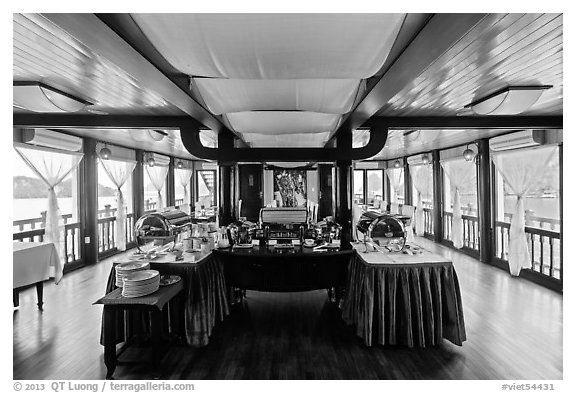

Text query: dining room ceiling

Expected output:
[12,13,563,160]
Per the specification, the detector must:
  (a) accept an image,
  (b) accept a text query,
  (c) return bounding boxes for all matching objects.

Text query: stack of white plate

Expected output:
[121,270,160,298]
[115,261,150,287]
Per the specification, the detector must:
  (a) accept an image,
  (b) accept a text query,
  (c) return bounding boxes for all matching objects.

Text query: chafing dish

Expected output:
[134,209,191,252]
[356,211,406,252]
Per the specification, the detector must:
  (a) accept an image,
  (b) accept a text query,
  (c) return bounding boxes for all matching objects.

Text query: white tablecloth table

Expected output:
[13,242,62,309]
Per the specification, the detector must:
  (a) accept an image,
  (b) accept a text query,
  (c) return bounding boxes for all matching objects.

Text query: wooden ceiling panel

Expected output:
[377,13,563,117]
[13,14,185,116]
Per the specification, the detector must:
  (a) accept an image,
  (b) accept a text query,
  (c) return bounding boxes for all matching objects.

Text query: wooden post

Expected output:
[80,137,99,265]
[477,138,492,263]
[404,159,412,206]
[432,150,443,243]
[133,150,145,220]
[336,128,353,250]
[218,131,235,226]
[167,157,175,207]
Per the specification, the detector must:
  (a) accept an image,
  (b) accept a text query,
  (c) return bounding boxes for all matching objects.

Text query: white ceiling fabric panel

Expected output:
[131,13,405,79]
[242,132,331,148]
[227,111,340,135]
[195,79,362,115]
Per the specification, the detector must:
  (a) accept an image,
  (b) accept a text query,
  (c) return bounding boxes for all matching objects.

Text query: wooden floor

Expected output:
[13,238,563,380]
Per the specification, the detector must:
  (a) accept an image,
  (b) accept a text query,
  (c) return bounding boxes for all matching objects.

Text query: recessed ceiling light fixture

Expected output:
[13,81,92,113]
[464,85,552,115]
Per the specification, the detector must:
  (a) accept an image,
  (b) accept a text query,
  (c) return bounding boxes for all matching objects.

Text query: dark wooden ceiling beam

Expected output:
[365,116,563,129]
[180,125,388,162]
[327,13,489,143]
[39,14,233,137]
[13,114,202,129]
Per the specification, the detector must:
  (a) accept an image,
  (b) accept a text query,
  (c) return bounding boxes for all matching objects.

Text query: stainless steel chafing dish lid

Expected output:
[356,211,405,239]
[134,209,191,238]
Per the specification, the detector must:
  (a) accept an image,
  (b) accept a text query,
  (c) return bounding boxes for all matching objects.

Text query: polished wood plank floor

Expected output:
[13,238,562,380]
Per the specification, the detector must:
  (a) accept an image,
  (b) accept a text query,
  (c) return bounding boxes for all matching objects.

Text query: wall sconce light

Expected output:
[13,82,91,113]
[147,156,155,167]
[464,85,552,115]
[176,160,184,169]
[100,144,111,160]
[463,144,476,162]
[421,154,430,165]
[394,160,401,168]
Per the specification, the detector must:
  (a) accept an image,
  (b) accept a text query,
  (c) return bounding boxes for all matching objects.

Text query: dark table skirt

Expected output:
[100,254,229,347]
[341,254,466,347]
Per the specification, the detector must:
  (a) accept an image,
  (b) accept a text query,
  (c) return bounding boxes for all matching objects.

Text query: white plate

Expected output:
[116,261,150,271]
[123,270,160,282]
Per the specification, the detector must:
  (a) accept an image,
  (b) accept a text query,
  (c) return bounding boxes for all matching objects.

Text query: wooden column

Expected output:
[403,159,412,206]
[80,138,98,265]
[133,150,145,220]
[432,150,443,243]
[218,165,234,226]
[559,143,563,284]
[477,139,492,263]
[336,128,353,250]
[218,131,235,226]
[167,157,175,207]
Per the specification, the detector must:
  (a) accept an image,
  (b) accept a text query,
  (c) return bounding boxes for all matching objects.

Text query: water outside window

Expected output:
[353,170,364,205]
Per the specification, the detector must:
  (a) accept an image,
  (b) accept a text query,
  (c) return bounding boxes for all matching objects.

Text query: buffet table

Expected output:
[213,245,354,292]
[13,241,62,309]
[341,243,466,347]
[100,250,229,347]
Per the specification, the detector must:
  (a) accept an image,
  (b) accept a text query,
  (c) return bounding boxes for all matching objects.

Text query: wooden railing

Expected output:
[422,207,434,236]
[494,221,561,280]
[13,222,82,264]
[442,211,480,251]
[13,207,136,263]
[98,213,135,254]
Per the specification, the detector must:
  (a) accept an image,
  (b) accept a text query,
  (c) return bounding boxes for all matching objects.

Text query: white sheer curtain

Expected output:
[145,165,169,210]
[14,144,83,271]
[99,159,136,251]
[441,160,476,249]
[175,168,193,214]
[386,168,404,203]
[410,165,432,236]
[491,146,558,276]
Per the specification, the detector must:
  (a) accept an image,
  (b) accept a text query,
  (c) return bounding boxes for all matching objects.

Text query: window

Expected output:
[410,163,434,235]
[13,144,82,264]
[492,144,561,278]
[440,158,478,250]
[175,167,193,213]
[366,170,384,206]
[386,167,404,204]
[97,158,136,252]
[353,170,365,205]
[144,165,168,212]
[196,170,216,207]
